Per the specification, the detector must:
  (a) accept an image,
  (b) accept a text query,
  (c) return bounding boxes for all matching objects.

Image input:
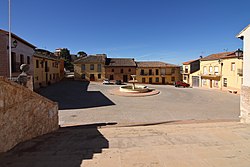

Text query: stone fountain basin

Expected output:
[120,85,150,93]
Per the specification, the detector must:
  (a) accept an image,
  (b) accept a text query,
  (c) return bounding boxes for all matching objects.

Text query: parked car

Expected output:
[103,79,111,85]
[115,80,122,85]
[174,81,190,88]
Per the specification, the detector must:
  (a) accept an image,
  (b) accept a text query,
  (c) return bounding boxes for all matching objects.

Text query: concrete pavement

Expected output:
[1,121,250,167]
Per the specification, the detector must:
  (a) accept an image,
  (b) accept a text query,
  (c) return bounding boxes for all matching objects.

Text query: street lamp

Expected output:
[235,49,243,59]
[7,40,18,49]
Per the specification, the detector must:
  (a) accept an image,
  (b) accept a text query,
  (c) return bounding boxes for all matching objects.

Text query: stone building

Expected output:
[105,58,136,82]
[0,29,36,78]
[237,24,250,123]
[74,54,106,81]
[136,61,181,84]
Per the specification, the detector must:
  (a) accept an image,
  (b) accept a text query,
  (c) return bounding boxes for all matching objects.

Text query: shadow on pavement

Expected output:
[0,123,111,167]
[38,80,115,110]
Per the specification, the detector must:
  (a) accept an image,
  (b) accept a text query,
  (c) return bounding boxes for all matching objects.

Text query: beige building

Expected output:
[33,49,62,89]
[136,61,181,84]
[74,54,106,81]
[182,59,200,87]
[105,58,136,82]
[200,51,243,93]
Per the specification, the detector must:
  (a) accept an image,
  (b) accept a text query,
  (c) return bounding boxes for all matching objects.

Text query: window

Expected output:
[161,69,166,75]
[185,66,188,73]
[171,77,175,82]
[110,75,114,80]
[36,60,39,68]
[203,66,207,74]
[214,81,219,88]
[98,74,101,79]
[214,66,219,75]
[155,77,159,82]
[142,78,146,83]
[112,69,114,72]
[140,69,144,75]
[202,79,207,86]
[171,68,175,74]
[231,62,235,71]
[98,64,102,72]
[20,54,24,64]
[121,69,124,73]
[90,64,94,70]
[81,65,85,71]
[209,66,213,73]
[223,78,227,87]
[184,76,187,80]
[27,56,30,64]
[128,68,131,72]
[149,69,152,75]
[50,74,52,80]
[156,69,159,75]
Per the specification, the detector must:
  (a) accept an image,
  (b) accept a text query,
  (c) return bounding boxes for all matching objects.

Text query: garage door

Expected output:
[192,76,199,87]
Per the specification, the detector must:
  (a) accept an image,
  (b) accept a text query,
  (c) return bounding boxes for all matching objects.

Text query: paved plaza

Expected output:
[39,79,240,126]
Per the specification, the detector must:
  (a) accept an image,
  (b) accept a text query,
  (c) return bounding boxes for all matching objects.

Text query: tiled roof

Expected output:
[183,59,200,65]
[136,61,179,68]
[74,55,106,64]
[201,52,238,61]
[34,49,59,60]
[106,58,136,67]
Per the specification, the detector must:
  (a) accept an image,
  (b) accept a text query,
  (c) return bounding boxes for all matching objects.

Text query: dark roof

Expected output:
[34,49,59,61]
[0,29,36,48]
[183,59,200,65]
[74,55,106,64]
[136,61,179,68]
[106,58,136,67]
[201,51,242,61]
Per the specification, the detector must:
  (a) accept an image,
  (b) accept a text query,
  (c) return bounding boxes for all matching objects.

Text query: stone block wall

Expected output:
[0,76,58,152]
[240,85,250,123]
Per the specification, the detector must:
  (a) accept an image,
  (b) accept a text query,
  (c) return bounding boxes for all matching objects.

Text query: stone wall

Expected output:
[240,85,250,123]
[0,76,58,152]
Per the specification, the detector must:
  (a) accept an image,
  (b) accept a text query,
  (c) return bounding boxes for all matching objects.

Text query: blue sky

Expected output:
[0,0,249,65]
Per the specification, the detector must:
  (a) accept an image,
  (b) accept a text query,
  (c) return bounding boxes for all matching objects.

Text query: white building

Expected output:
[237,24,250,123]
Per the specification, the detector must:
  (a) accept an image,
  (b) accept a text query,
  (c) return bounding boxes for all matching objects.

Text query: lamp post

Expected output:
[235,49,243,59]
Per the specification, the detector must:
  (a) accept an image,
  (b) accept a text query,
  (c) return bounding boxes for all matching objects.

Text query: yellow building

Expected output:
[33,49,62,89]
[136,61,181,84]
[182,59,200,87]
[200,51,243,93]
[74,54,106,81]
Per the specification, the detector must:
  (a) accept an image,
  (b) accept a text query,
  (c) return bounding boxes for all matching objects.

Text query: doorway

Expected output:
[149,78,152,84]
[210,79,213,88]
[123,75,128,82]
[162,77,165,84]
[90,74,95,81]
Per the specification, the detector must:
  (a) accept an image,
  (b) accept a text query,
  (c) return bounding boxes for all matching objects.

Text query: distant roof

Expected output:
[200,52,242,61]
[183,59,200,65]
[74,55,106,64]
[34,49,59,60]
[136,61,179,68]
[0,29,36,48]
[106,58,136,67]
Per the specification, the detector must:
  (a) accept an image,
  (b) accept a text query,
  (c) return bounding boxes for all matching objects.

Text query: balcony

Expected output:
[237,69,243,76]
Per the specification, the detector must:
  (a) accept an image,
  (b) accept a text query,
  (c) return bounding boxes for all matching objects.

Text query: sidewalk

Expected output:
[84,121,250,167]
[0,121,250,167]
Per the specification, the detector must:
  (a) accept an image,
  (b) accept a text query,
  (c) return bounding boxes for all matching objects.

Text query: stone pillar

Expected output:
[240,86,250,123]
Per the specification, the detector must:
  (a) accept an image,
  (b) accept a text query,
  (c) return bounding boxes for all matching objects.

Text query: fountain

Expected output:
[119,75,150,93]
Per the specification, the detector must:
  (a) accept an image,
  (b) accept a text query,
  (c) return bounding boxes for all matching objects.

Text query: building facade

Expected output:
[182,59,200,87]
[237,24,250,123]
[0,29,36,78]
[136,61,181,84]
[200,52,243,92]
[105,58,136,82]
[74,54,106,81]
[33,49,62,89]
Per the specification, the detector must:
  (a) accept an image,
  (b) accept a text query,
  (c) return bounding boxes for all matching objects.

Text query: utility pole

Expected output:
[8,0,12,79]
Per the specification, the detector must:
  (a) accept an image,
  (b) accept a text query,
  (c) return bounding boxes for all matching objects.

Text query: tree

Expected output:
[60,48,73,71]
[77,51,87,57]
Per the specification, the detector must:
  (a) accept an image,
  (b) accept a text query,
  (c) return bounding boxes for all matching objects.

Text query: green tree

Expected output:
[77,51,87,57]
[60,48,73,71]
